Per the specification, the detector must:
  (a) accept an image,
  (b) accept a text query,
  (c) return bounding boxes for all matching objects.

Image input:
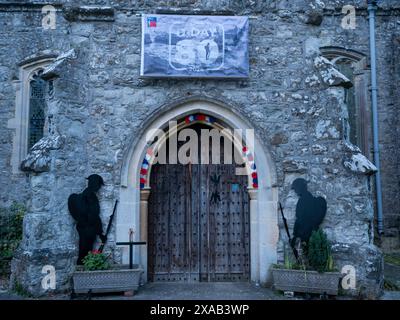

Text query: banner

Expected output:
[140,14,249,78]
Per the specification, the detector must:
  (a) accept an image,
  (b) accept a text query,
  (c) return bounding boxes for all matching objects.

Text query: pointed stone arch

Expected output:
[138,113,259,190]
[118,98,279,285]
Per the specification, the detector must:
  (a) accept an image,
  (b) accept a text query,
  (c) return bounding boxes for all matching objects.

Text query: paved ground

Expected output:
[2,262,400,300]
[0,282,289,300]
[380,291,400,300]
[91,282,287,300]
[0,291,24,300]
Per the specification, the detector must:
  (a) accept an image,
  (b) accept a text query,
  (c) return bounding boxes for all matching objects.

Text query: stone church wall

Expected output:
[0,0,398,297]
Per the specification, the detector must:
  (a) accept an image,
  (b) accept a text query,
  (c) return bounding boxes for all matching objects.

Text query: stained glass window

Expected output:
[28,71,46,150]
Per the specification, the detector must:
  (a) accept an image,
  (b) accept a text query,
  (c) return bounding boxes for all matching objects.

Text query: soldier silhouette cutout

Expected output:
[68,174,107,264]
[290,178,327,248]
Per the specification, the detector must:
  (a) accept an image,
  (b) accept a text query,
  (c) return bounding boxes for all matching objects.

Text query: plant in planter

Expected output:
[81,250,110,271]
[307,229,334,273]
[72,250,143,296]
[272,229,341,296]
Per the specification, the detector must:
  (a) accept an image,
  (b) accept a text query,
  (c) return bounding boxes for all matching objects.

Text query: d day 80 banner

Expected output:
[140,14,249,78]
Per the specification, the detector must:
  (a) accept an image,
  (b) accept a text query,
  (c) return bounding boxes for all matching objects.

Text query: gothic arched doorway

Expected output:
[118,98,279,285]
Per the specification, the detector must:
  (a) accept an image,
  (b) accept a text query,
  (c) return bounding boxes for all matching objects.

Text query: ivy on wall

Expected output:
[0,202,25,276]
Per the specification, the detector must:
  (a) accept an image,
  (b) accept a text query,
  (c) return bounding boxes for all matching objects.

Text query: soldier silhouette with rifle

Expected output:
[68,174,107,264]
[279,178,327,261]
[291,178,327,248]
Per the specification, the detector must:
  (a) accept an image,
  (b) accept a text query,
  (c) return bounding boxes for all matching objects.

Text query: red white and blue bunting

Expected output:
[184,113,215,124]
[242,146,258,189]
[139,147,153,189]
[139,114,258,189]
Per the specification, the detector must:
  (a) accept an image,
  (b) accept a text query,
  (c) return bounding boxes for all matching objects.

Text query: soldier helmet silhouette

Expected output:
[291,178,308,196]
[86,174,104,191]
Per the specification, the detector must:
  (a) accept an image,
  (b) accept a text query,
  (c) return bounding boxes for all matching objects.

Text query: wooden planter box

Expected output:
[272,268,341,295]
[72,265,143,294]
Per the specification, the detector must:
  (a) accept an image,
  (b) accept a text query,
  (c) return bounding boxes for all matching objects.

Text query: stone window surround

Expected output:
[320,46,370,157]
[117,99,279,285]
[7,55,55,174]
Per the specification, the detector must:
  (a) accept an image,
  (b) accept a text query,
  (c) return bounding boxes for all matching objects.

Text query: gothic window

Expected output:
[7,56,55,174]
[28,69,46,149]
[335,60,357,144]
[321,47,370,156]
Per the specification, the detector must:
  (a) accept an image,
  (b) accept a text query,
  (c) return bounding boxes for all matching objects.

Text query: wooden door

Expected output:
[200,164,250,282]
[147,164,195,281]
[148,128,250,282]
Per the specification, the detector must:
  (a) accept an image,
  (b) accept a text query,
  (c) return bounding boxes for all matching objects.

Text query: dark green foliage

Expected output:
[82,251,110,271]
[307,229,333,273]
[0,202,25,240]
[384,254,400,266]
[0,202,26,276]
[12,280,33,298]
[383,279,399,291]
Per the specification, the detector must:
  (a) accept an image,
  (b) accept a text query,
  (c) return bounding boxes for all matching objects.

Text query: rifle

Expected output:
[278,202,299,261]
[98,200,118,253]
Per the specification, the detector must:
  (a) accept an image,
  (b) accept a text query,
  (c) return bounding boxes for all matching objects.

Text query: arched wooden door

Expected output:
[147,124,250,282]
